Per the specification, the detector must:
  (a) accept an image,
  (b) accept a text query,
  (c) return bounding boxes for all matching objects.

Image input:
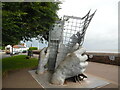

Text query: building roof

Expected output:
[13,45,25,48]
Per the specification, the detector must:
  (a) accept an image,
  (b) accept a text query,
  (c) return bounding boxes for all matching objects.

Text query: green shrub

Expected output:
[29,47,38,50]
[0,46,5,50]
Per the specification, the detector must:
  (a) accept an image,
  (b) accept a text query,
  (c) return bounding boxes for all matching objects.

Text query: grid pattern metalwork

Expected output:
[63,10,96,49]
[48,10,96,70]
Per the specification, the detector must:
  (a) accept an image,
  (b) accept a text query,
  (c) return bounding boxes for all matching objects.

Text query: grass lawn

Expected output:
[2,55,38,76]
[0,46,2,50]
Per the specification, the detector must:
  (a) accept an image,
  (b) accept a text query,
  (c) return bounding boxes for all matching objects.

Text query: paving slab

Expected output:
[2,69,42,88]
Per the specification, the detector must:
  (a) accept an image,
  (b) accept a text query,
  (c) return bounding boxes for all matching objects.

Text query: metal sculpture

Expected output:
[51,46,88,85]
[36,10,96,85]
[48,10,96,70]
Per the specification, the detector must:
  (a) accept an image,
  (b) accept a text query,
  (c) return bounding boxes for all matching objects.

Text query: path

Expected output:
[2,62,119,88]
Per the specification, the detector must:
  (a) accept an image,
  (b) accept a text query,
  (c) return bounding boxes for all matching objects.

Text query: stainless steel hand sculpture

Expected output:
[51,44,88,85]
[36,47,50,74]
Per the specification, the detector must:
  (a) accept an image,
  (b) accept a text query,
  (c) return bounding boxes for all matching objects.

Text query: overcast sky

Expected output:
[25,0,119,52]
[56,0,118,52]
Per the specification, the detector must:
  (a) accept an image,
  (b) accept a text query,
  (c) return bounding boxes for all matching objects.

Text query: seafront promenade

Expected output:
[2,61,119,88]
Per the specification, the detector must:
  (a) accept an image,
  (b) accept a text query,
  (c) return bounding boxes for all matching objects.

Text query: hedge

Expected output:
[29,47,38,50]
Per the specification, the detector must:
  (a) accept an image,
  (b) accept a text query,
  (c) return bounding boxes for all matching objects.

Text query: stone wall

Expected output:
[87,56,120,66]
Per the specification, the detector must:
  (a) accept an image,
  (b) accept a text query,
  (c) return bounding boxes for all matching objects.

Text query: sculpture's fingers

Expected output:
[80,61,88,68]
[76,75,81,84]
[71,43,79,51]
[80,68,86,74]
[79,55,88,61]
[81,73,87,78]
[78,47,86,54]
[74,76,77,83]
[77,75,81,81]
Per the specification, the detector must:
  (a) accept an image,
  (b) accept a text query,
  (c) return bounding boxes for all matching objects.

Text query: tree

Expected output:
[2,2,61,46]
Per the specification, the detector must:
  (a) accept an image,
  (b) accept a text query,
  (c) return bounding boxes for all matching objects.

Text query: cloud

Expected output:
[58,0,119,52]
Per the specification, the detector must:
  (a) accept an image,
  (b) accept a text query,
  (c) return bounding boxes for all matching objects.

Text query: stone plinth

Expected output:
[29,70,109,89]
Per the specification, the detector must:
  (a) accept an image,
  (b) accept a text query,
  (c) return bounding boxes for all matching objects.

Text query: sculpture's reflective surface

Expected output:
[36,10,96,85]
[36,47,50,74]
[51,44,88,85]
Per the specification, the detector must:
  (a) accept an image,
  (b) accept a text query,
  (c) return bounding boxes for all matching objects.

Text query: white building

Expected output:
[5,44,29,54]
